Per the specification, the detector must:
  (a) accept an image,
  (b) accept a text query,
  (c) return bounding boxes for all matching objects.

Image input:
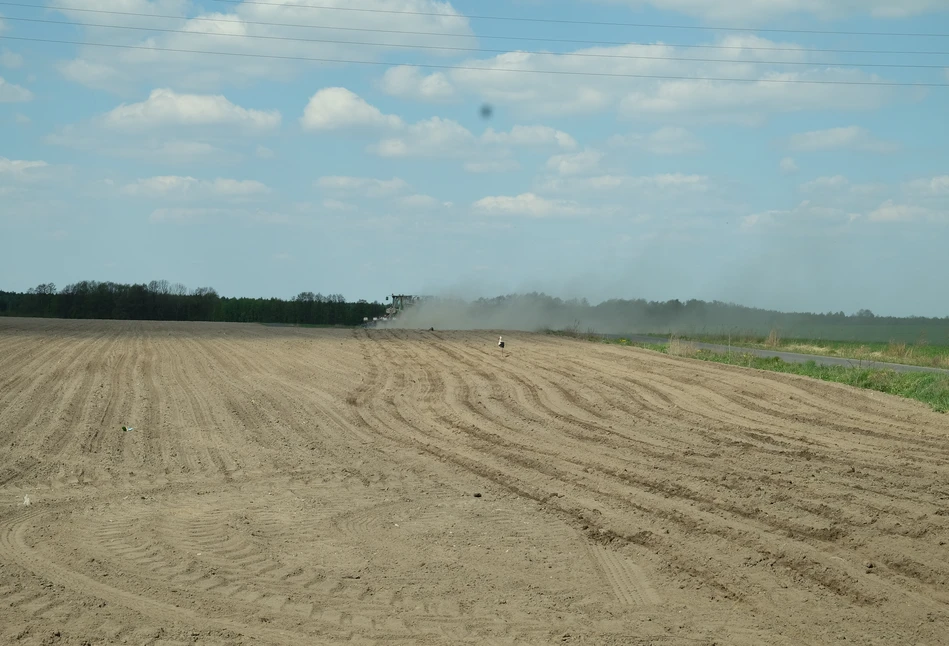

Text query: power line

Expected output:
[3,2,948,56]
[209,0,949,38]
[3,34,948,87]
[7,15,949,70]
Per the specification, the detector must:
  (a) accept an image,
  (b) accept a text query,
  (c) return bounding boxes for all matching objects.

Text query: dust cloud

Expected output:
[378,295,604,333]
[375,291,945,341]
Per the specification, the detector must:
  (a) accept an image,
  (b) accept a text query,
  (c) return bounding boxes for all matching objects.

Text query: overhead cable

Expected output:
[209,0,949,38]
[3,34,948,87]
[6,15,948,69]
[3,3,947,56]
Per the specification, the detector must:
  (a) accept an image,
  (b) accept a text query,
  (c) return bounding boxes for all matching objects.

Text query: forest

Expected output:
[3,283,948,342]
[0,281,385,327]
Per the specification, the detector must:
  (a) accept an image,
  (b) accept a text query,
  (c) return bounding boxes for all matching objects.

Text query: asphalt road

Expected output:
[612,335,949,376]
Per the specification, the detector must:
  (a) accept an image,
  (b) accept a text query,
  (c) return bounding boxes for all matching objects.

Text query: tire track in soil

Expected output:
[2,478,441,644]
[523,343,949,542]
[345,334,631,621]
[549,346,949,604]
[450,338,773,468]
[352,334,697,608]
[585,343,940,449]
[416,337,854,547]
[4,322,949,646]
[544,346,944,604]
[0,506,312,645]
[438,339,707,464]
[591,349,949,537]
[587,543,661,606]
[31,329,511,641]
[360,333,943,614]
[396,337,815,616]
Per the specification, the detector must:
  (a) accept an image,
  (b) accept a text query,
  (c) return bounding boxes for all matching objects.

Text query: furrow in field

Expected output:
[359,333,949,621]
[0,329,121,487]
[3,321,949,646]
[524,343,949,538]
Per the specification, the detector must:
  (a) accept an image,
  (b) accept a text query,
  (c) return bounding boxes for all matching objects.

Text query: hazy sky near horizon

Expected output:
[1,0,948,316]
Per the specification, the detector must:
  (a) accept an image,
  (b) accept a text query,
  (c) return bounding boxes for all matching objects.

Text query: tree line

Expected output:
[0,281,386,326]
[407,293,949,342]
[464,292,946,328]
[3,283,946,342]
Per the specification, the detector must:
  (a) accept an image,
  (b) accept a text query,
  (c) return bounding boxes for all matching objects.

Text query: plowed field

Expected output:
[1,318,948,645]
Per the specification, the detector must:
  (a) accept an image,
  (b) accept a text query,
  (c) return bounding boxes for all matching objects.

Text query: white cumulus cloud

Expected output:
[321,199,357,211]
[148,207,228,223]
[57,59,123,91]
[596,0,947,22]
[0,77,32,103]
[746,171,949,229]
[788,126,897,153]
[46,128,239,163]
[800,175,850,192]
[867,201,938,222]
[316,177,450,212]
[316,176,410,197]
[0,157,49,181]
[464,159,522,174]
[304,87,579,166]
[481,125,577,150]
[537,173,717,215]
[372,117,475,158]
[903,175,949,197]
[104,88,280,131]
[122,175,271,200]
[301,87,403,131]
[1,50,23,69]
[741,201,859,229]
[381,34,895,123]
[397,194,451,209]
[608,127,705,155]
[780,157,799,174]
[51,0,474,91]
[619,70,892,126]
[797,175,887,202]
[545,150,604,176]
[380,66,456,101]
[47,89,277,162]
[473,193,595,218]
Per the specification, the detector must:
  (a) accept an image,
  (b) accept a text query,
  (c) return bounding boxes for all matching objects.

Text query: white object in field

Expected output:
[498,336,505,349]
[22,495,31,506]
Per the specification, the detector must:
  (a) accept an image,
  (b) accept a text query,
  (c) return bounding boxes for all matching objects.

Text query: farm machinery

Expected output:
[364,294,425,326]
[386,294,422,319]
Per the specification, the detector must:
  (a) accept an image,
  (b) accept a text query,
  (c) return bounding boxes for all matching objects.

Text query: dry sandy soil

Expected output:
[1,318,948,646]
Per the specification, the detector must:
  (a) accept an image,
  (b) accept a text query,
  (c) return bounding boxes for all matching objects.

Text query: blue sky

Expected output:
[1,0,948,315]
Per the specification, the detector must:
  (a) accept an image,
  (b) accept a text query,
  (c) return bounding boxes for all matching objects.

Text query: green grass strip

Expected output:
[682,350,949,413]
[658,333,949,370]
[547,330,949,413]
